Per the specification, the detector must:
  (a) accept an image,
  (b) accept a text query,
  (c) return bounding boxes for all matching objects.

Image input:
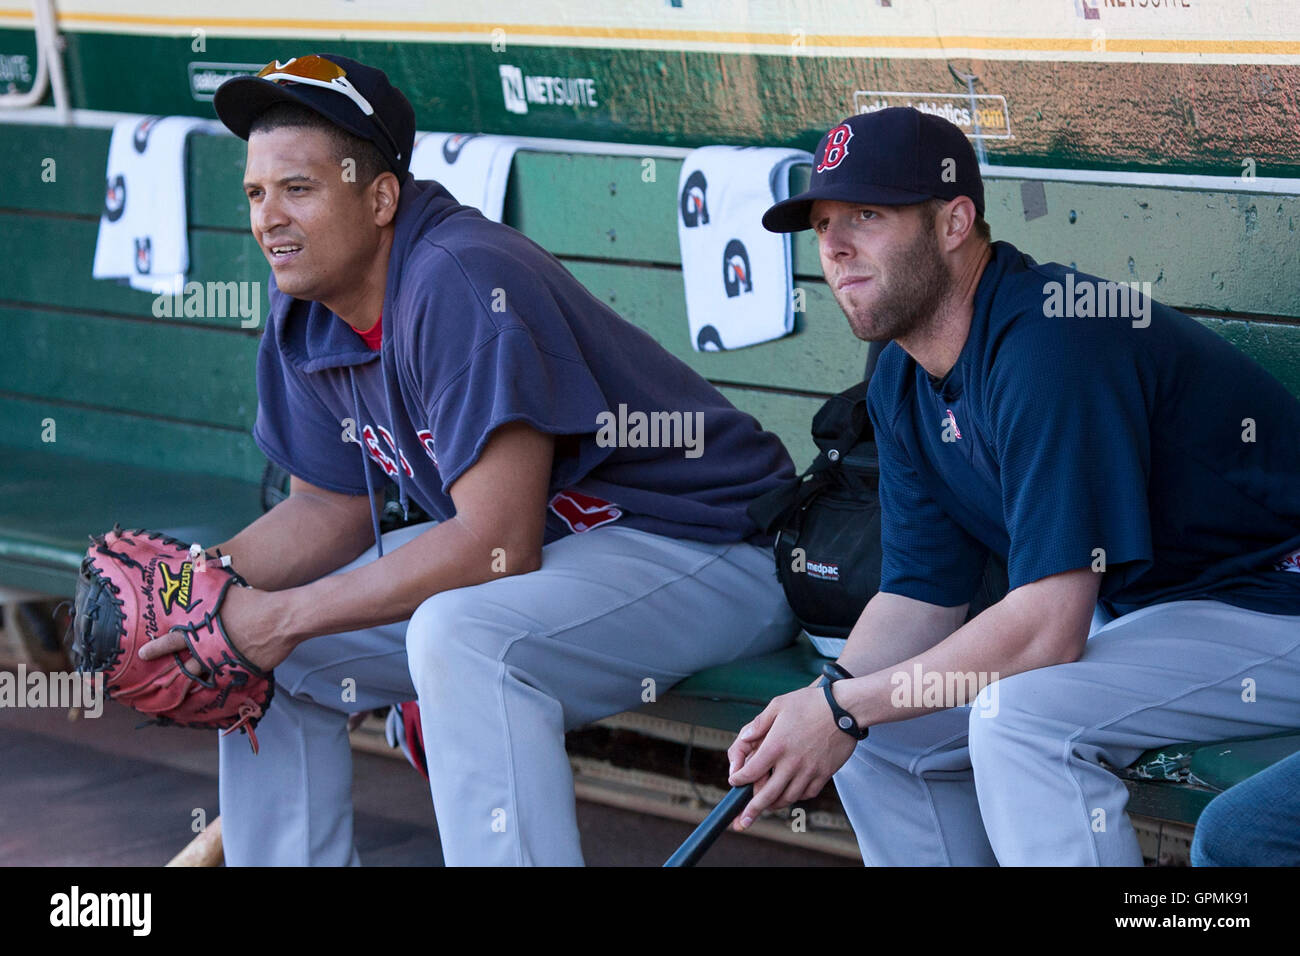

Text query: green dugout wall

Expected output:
[1,122,1297,484]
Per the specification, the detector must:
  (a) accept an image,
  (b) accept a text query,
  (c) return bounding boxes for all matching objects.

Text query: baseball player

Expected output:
[139,54,797,865]
[725,107,1300,865]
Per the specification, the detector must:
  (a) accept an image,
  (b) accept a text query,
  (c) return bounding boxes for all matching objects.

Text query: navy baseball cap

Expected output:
[763,107,984,232]
[214,54,415,179]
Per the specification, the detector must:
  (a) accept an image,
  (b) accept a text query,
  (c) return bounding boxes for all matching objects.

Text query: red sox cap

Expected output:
[762,107,985,233]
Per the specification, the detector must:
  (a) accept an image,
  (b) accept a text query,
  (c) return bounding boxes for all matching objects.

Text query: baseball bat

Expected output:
[662,783,754,867]
[166,815,223,867]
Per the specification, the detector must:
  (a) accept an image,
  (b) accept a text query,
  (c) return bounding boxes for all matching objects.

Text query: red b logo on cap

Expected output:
[817,124,853,172]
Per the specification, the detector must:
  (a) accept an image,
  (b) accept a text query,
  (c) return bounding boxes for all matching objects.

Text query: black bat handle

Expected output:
[663,784,755,867]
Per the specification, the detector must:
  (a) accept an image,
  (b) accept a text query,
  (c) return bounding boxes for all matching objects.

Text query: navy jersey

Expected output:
[253,179,794,547]
[869,240,1300,618]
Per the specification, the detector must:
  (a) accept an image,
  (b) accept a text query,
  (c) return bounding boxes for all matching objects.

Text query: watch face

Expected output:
[839,716,853,729]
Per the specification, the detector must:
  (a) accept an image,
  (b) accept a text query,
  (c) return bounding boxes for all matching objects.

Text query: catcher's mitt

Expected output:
[70,525,274,753]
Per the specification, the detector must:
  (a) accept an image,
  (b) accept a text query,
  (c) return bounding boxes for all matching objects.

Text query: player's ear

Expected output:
[371,171,400,227]
[937,196,976,251]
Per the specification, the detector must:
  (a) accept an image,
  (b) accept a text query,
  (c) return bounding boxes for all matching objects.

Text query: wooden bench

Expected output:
[2,119,1299,859]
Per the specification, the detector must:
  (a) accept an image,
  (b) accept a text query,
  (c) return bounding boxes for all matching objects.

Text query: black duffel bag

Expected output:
[750,372,1007,657]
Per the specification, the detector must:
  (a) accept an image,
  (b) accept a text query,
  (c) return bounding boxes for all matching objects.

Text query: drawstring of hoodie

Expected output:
[350,368,385,559]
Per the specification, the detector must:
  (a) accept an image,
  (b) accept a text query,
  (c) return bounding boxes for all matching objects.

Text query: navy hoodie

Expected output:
[252,179,795,555]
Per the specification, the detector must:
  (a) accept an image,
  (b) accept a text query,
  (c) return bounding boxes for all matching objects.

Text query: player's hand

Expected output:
[725,684,860,831]
[138,585,288,674]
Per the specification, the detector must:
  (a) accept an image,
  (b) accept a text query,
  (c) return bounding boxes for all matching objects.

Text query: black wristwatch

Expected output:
[820,661,869,740]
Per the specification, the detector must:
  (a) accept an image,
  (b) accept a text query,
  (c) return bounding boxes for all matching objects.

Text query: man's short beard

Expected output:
[839,222,951,343]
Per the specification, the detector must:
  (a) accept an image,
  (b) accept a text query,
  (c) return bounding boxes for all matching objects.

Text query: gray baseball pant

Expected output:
[831,598,1300,865]
[218,522,795,866]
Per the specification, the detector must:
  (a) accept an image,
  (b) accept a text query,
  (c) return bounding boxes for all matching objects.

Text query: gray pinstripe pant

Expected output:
[831,599,1300,865]
[218,521,795,866]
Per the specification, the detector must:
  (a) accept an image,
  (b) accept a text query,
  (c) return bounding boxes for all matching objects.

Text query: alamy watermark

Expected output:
[151,280,261,328]
[50,886,150,936]
[595,404,705,459]
[0,665,103,717]
[889,664,999,717]
[1042,275,1151,328]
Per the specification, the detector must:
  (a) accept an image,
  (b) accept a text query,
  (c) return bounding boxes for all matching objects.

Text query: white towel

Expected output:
[409,132,520,223]
[92,115,216,294]
[677,146,810,351]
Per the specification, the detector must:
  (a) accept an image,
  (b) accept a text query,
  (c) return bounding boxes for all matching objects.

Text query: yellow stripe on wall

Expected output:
[2,9,1299,58]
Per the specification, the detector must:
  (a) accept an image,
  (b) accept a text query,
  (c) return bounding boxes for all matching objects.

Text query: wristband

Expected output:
[189,543,233,573]
[821,661,869,740]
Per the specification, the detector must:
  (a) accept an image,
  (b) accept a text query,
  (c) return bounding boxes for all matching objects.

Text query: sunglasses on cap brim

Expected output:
[256,55,402,168]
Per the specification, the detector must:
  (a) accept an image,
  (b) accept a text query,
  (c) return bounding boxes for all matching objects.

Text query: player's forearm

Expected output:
[215,491,378,592]
[832,602,1049,729]
[265,516,541,645]
[834,590,968,677]
[833,569,1097,729]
